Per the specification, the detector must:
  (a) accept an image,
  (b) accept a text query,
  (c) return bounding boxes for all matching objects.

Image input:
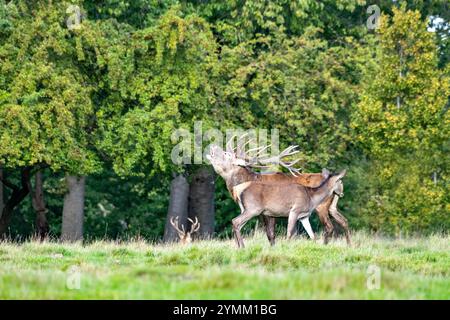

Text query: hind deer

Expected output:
[206,135,350,246]
[229,170,346,248]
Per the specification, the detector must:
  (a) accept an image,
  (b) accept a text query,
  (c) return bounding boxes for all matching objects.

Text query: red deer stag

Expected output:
[206,138,350,246]
[232,137,350,245]
[170,216,200,244]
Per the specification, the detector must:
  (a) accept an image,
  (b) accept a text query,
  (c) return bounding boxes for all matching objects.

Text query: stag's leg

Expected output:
[232,210,262,248]
[329,195,351,246]
[287,211,300,239]
[299,217,315,240]
[316,199,334,245]
[262,216,276,246]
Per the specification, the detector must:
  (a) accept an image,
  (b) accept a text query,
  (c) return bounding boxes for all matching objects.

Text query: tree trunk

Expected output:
[0,168,32,237]
[188,167,215,239]
[30,171,49,240]
[164,174,189,243]
[61,175,86,242]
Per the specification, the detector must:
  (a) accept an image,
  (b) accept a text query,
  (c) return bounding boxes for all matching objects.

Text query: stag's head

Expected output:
[335,179,344,197]
[206,144,246,180]
[320,168,344,198]
[170,216,200,244]
[206,134,302,179]
[326,169,346,197]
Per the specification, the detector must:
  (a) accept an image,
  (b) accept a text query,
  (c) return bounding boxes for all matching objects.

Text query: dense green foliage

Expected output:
[351,7,449,234]
[0,233,449,299]
[0,1,101,174]
[0,0,448,239]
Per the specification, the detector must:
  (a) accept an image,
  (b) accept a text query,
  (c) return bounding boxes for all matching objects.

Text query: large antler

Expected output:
[229,134,302,176]
[226,133,250,157]
[170,216,186,238]
[253,145,302,176]
[188,217,200,234]
[225,134,236,153]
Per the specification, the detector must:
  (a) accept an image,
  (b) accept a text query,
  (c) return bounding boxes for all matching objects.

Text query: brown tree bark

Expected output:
[61,175,86,242]
[30,171,49,240]
[164,174,189,243]
[0,168,32,237]
[188,167,215,239]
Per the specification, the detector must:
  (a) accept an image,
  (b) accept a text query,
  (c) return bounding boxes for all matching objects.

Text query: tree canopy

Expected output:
[0,0,448,238]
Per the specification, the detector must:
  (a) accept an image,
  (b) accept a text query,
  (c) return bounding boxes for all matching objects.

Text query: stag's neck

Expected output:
[226,167,260,190]
[307,176,334,209]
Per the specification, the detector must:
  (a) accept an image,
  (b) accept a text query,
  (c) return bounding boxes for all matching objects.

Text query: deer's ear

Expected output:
[322,168,330,179]
[337,169,347,179]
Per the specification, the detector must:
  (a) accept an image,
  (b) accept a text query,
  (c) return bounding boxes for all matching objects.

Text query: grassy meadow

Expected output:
[0,232,448,299]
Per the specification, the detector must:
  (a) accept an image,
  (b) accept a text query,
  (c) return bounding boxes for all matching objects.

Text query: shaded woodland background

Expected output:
[0,0,448,241]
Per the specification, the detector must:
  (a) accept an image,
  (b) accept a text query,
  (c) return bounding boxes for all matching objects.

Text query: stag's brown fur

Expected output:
[223,166,350,245]
[230,171,346,248]
[207,143,350,246]
[258,173,349,245]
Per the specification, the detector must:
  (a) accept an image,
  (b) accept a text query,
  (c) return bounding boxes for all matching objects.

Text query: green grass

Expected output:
[0,232,449,299]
